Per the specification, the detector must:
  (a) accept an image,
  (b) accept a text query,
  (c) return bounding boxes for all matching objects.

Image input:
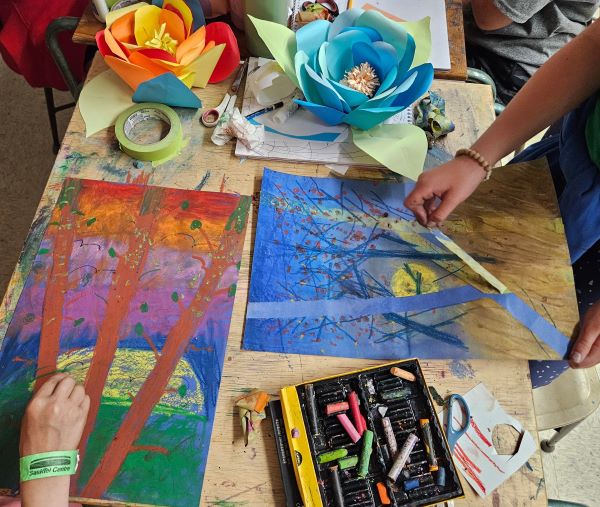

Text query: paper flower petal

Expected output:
[205,22,240,83]
[159,7,186,44]
[352,124,427,180]
[134,5,163,46]
[355,10,413,67]
[190,43,225,87]
[176,25,205,62]
[372,41,399,76]
[376,66,398,96]
[96,31,114,58]
[351,41,386,81]
[343,105,403,130]
[104,28,130,61]
[105,55,156,90]
[111,11,136,45]
[294,99,346,125]
[304,64,349,113]
[389,63,434,107]
[137,47,177,62]
[327,79,369,108]
[248,16,298,88]
[327,8,364,41]
[129,50,171,76]
[326,30,371,82]
[133,73,201,108]
[106,2,146,28]
[295,51,321,104]
[339,26,382,42]
[296,19,330,60]
[163,0,193,36]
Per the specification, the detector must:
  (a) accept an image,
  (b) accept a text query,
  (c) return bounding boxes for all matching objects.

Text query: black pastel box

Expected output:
[271,359,464,507]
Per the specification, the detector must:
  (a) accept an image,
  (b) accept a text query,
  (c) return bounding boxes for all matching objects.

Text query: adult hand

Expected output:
[20,373,90,457]
[570,301,600,368]
[404,156,486,227]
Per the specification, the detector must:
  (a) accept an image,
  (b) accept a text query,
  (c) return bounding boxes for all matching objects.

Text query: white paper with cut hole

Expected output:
[441,383,537,497]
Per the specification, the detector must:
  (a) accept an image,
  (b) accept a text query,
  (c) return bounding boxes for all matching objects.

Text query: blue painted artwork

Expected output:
[243,169,570,359]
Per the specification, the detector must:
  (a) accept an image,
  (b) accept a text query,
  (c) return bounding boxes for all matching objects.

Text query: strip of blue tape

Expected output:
[246,285,571,357]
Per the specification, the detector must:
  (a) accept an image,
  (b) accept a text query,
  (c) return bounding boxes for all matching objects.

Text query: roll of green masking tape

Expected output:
[115,103,182,162]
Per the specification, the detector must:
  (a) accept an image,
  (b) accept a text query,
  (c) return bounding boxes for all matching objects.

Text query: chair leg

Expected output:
[44,87,61,154]
[541,420,584,453]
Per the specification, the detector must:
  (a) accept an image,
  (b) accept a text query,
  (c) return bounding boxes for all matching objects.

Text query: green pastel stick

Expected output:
[358,430,374,477]
[317,448,348,464]
[338,455,359,470]
[381,388,411,401]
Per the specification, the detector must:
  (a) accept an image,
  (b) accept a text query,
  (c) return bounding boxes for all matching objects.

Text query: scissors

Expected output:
[445,393,470,454]
[201,60,248,128]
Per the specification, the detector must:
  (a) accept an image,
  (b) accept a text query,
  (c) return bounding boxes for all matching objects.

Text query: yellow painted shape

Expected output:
[56,347,204,411]
[134,4,162,46]
[391,262,439,296]
[190,43,225,88]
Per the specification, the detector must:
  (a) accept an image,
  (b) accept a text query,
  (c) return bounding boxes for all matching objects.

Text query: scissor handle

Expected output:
[446,394,470,452]
[201,93,231,128]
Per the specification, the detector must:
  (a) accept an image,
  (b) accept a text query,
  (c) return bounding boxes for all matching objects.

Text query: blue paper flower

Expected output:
[254,9,434,130]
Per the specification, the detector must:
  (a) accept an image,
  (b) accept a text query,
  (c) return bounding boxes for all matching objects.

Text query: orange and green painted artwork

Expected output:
[0,178,250,506]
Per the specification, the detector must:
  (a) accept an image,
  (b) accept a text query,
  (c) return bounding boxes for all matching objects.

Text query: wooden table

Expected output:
[73,0,468,80]
[0,55,565,505]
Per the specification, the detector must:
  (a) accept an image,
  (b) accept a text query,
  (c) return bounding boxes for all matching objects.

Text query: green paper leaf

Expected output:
[351,124,427,180]
[248,15,299,88]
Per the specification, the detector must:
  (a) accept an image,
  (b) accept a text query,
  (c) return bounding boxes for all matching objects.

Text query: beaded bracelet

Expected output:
[455,148,493,181]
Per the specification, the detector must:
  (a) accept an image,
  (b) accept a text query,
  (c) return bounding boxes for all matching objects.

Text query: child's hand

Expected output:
[20,373,90,457]
[404,156,486,227]
[570,301,600,368]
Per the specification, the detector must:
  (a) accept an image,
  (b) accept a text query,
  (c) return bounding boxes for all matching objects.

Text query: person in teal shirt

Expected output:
[405,18,600,379]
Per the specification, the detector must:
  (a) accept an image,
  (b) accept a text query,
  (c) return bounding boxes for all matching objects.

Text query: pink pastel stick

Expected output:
[337,413,362,443]
[348,391,365,435]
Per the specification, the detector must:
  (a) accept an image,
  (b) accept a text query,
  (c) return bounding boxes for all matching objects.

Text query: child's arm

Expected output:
[404,19,600,227]
[20,374,89,507]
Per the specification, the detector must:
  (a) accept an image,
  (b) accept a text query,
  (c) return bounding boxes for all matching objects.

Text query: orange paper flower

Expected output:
[96,0,240,107]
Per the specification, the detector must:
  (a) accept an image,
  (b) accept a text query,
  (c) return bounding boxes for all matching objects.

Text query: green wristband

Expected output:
[20,450,79,482]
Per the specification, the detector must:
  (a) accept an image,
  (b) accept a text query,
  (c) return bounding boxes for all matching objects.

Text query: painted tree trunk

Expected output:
[76,187,164,476]
[35,179,81,389]
[80,197,250,498]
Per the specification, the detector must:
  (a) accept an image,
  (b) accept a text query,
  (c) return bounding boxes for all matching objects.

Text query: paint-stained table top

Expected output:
[0,54,563,505]
[73,0,468,80]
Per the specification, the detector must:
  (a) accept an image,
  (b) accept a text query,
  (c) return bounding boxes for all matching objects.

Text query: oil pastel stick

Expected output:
[403,478,420,491]
[330,465,345,507]
[419,419,439,472]
[338,455,359,470]
[326,401,350,415]
[317,448,348,464]
[381,417,397,457]
[336,413,361,443]
[435,466,446,487]
[390,366,416,382]
[381,388,411,401]
[376,482,391,505]
[388,433,418,481]
[357,430,374,477]
[304,384,320,435]
[348,391,364,435]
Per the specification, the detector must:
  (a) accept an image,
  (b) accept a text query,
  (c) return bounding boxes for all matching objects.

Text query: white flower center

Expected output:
[340,62,380,97]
